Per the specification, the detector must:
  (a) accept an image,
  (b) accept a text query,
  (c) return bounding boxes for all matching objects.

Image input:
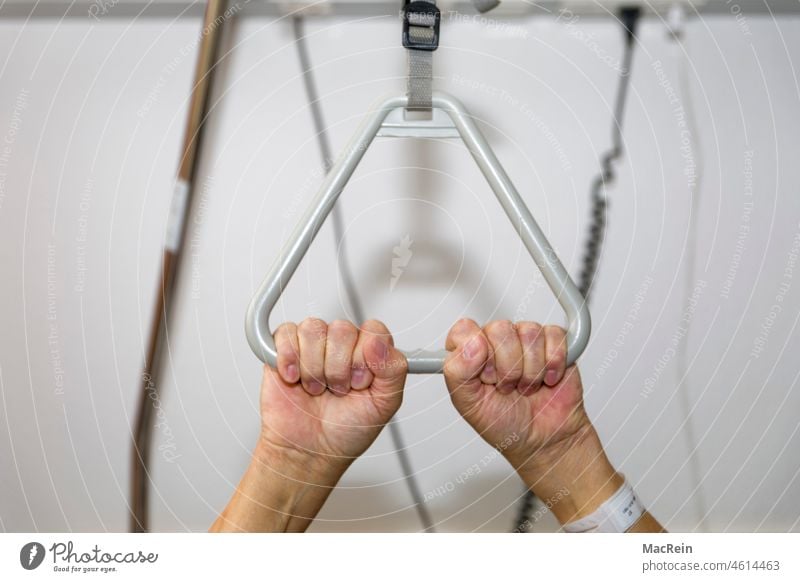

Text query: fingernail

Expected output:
[371,339,389,362]
[308,381,325,395]
[463,337,480,359]
[287,364,299,382]
[351,368,366,386]
[545,370,558,386]
[330,384,348,396]
[483,362,495,376]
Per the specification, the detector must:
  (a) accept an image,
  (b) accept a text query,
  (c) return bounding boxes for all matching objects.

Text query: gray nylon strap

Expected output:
[406,0,435,112]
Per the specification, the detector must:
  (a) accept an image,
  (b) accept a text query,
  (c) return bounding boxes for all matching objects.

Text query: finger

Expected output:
[444,318,488,403]
[484,320,523,395]
[360,320,407,410]
[297,317,327,396]
[350,322,377,390]
[274,322,300,384]
[516,322,545,395]
[479,342,497,385]
[324,320,358,396]
[543,325,568,387]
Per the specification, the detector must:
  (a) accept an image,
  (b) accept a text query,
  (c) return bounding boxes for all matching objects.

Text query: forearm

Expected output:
[517,425,665,533]
[210,440,345,533]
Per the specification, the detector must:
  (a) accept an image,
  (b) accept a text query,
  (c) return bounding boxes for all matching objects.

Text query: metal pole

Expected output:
[130,0,229,533]
[245,92,591,373]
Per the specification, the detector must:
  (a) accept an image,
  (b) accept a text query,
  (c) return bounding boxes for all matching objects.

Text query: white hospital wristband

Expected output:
[562,477,645,533]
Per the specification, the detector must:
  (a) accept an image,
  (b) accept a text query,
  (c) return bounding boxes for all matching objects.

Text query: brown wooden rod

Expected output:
[131,0,229,533]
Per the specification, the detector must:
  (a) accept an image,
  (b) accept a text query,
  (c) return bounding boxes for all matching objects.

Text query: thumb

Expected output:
[444,319,488,407]
[362,329,407,411]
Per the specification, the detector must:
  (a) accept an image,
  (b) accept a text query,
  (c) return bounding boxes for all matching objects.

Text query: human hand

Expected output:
[259,318,408,480]
[442,318,590,473]
[211,318,407,532]
[441,318,661,528]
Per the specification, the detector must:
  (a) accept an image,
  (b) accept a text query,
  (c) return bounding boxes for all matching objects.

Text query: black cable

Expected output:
[513,7,640,533]
[578,6,640,298]
[292,17,436,533]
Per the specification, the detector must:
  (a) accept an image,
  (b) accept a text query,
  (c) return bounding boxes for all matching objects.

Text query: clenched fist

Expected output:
[260,318,408,473]
[443,318,590,474]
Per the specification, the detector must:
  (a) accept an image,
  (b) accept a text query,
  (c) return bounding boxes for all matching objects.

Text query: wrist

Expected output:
[210,437,347,533]
[254,435,348,489]
[253,435,352,531]
[516,423,624,525]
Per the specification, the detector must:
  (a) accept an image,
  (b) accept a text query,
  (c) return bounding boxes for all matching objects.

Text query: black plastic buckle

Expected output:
[402,1,440,51]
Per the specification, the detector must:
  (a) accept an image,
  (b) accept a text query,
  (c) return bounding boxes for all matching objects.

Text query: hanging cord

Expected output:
[292,17,436,533]
[667,3,709,532]
[512,7,641,533]
[577,6,640,297]
[130,0,228,533]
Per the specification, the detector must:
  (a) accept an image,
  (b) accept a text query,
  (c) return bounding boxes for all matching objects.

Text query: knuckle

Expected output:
[518,322,543,343]
[486,319,514,338]
[328,319,357,340]
[453,317,479,334]
[362,319,391,340]
[275,321,293,335]
[299,317,327,339]
[362,318,387,331]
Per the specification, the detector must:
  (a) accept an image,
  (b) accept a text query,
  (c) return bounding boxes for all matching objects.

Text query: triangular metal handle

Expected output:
[246,92,591,374]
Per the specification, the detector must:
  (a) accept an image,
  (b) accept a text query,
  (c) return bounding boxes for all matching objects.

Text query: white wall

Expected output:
[1,9,799,533]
